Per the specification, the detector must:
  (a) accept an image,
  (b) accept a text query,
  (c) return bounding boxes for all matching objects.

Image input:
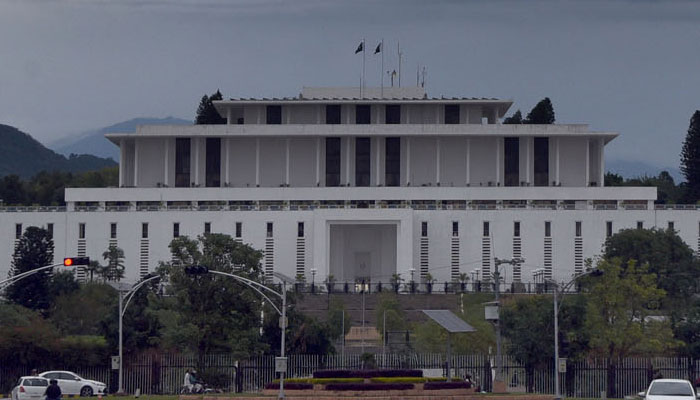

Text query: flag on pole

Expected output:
[374,42,381,54]
[355,42,364,54]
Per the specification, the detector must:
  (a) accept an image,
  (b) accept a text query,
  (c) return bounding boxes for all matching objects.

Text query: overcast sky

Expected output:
[1,0,699,168]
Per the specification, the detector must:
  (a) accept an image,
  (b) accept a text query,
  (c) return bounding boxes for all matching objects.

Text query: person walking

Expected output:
[45,379,61,400]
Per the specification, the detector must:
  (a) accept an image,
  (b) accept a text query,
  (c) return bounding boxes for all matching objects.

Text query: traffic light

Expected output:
[184,265,209,275]
[64,257,90,266]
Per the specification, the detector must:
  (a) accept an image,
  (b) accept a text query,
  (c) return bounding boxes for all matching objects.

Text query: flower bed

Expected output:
[370,376,447,383]
[313,369,422,379]
[270,377,364,385]
[324,382,414,391]
[263,382,312,390]
[424,381,472,390]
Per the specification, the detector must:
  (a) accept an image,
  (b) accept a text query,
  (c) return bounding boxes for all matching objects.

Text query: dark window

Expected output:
[205,138,221,187]
[483,221,490,237]
[298,222,305,237]
[15,223,22,239]
[356,105,371,124]
[421,221,428,237]
[266,222,273,238]
[637,221,644,230]
[514,221,521,237]
[266,105,282,124]
[452,221,459,237]
[175,138,191,187]
[236,117,244,124]
[385,105,401,124]
[355,137,371,186]
[385,137,401,187]
[504,137,519,187]
[534,137,549,186]
[606,221,613,237]
[235,222,242,238]
[668,221,674,231]
[173,223,180,238]
[325,137,341,186]
[79,223,86,239]
[47,223,53,239]
[545,221,551,237]
[110,223,117,239]
[444,105,460,124]
[204,222,211,234]
[575,221,582,237]
[326,105,341,124]
[142,223,148,239]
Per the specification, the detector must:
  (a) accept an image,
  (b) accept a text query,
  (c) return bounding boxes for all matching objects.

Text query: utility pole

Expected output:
[491,257,524,392]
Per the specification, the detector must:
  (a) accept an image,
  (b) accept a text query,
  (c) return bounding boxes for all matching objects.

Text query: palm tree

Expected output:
[102,245,125,282]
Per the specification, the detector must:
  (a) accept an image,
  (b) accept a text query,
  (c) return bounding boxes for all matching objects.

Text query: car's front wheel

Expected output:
[80,386,93,397]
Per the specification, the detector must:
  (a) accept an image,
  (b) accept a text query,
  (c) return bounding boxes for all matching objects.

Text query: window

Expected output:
[47,223,53,239]
[173,222,180,238]
[356,105,371,124]
[175,138,191,187]
[545,221,551,237]
[637,221,644,230]
[355,137,371,187]
[504,137,519,187]
[266,105,282,124]
[236,117,244,124]
[110,223,117,239]
[444,105,460,124]
[298,222,305,237]
[606,221,613,237]
[385,105,401,124]
[266,222,273,238]
[326,105,341,124]
[205,138,221,187]
[534,137,549,186]
[575,221,582,237]
[668,221,674,231]
[483,221,490,237]
[452,221,459,237]
[421,221,428,237]
[141,223,148,239]
[514,221,521,237]
[325,137,341,186]
[235,222,242,238]
[204,222,211,234]
[79,223,86,239]
[385,137,400,187]
[15,223,22,239]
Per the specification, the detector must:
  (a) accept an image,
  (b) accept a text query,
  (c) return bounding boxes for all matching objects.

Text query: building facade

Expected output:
[1,86,695,287]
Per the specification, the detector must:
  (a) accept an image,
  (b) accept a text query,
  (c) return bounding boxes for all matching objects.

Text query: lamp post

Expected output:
[491,257,524,391]
[310,268,317,292]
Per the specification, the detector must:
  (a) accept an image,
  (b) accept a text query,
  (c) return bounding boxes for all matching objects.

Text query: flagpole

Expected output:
[362,38,366,99]
[381,39,384,98]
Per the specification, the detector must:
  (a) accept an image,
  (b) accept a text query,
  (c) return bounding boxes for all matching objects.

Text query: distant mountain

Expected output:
[48,117,192,161]
[606,159,683,183]
[0,124,116,179]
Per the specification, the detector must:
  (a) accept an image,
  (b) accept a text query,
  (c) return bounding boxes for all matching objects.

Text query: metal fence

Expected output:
[1,354,697,397]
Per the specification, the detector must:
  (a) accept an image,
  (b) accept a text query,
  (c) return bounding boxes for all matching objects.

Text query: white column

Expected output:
[555,138,560,185]
[495,138,501,185]
[436,137,441,184]
[599,138,605,187]
[226,108,232,125]
[255,138,260,186]
[285,106,291,124]
[134,139,139,187]
[164,139,169,186]
[225,138,230,185]
[406,137,411,185]
[345,137,351,185]
[316,105,322,124]
[119,139,125,187]
[316,137,321,186]
[465,138,470,185]
[435,105,440,124]
[376,137,381,185]
[193,139,199,186]
[585,138,590,186]
[285,138,290,186]
[525,137,530,184]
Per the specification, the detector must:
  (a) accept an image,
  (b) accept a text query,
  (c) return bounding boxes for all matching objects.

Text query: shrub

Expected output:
[270,377,364,385]
[424,381,472,390]
[264,382,312,390]
[325,382,414,391]
[313,369,422,378]
[371,377,426,383]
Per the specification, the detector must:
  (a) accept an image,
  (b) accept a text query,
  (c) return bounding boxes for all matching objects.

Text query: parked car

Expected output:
[11,376,49,400]
[38,371,106,397]
[639,379,700,400]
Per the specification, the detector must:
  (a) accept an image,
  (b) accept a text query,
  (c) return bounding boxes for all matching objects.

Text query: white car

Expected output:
[640,379,700,400]
[38,371,106,397]
[11,376,49,400]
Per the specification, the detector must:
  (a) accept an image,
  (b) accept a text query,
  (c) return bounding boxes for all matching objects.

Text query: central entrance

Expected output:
[329,223,397,283]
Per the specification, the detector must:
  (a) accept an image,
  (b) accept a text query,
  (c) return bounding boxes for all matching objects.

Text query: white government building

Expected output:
[0,86,694,288]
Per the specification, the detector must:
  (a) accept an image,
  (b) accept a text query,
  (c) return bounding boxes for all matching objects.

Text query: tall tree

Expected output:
[680,110,700,201]
[102,245,125,282]
[6,227,54,310]
[524,98,555,124]
[195,90,226,125]
[503,110,523,124]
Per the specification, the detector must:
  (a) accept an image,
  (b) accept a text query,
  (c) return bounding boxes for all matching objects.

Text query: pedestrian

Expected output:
[45,379,61,400]
[183,369,193,393]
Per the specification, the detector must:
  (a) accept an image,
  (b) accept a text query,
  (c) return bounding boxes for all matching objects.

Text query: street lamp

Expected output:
[0,258,90,290]
[310,268,317,293]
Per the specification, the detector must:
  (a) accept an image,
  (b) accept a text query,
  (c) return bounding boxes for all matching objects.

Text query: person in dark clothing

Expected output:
[45,379,61,400]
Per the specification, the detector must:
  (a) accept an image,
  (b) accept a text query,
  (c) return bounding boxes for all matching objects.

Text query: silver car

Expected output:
[38,371,106,397]
[11,377,49,400]
[639,379,699,400]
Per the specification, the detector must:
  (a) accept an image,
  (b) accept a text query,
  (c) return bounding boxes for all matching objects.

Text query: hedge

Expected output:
[324,382,414,391]
[424,381,472,390]
[264,382,313,390]
[270,377,364,385]
[313,369,423,379]
[370,376,448,383]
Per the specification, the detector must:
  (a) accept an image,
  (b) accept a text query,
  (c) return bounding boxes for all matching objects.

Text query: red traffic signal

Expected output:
[64,257,90,266]
[184,265,209,275]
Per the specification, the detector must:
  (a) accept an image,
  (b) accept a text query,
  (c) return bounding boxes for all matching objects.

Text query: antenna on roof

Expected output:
[421,66,427,88]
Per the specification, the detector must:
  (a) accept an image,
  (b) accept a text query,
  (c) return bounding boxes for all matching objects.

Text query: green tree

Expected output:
[102,245,125,281]
[51,283,116,335]
[195,90,226,125]
[0,174,28,205]
[327,296,351,340]
[47,270,80,304]
[6,227,54,310]
[524,98,555,124]
[680,110,700,202]
[375,293,407,335]
[262,297,335,355]
[503,110,523,124]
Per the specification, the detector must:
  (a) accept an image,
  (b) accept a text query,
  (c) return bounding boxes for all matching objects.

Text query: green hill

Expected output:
[0,124,116,179]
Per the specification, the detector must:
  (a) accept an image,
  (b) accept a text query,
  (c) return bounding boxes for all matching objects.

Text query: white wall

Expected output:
[409,137,437,186]
[469,137,498,186]
[289,138,317,187]
[559,137,588,187]
[440,137,467,187]
[135,138,166,187]
[259,138,285,187]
